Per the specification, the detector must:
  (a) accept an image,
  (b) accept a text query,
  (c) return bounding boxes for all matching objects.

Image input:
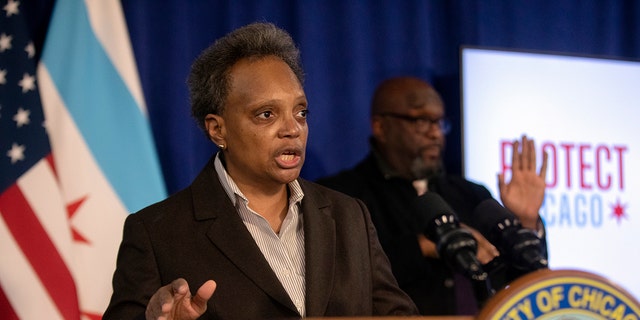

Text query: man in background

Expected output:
[317,76,548,315]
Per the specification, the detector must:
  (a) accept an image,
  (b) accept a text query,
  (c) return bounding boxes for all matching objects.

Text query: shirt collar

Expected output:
[214,152,304,206]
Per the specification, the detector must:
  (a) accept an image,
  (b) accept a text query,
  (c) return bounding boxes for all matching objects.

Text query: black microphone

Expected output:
[469,198,548,276]
[412,192,494,306]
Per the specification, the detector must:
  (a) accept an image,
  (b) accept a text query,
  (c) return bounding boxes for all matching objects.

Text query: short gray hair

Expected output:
[188,22,305,135]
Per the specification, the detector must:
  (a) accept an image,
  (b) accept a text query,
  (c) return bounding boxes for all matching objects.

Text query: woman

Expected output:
[104,22,418,320]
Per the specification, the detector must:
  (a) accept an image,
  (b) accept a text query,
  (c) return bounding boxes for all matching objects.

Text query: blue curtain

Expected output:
[24,1,640,195]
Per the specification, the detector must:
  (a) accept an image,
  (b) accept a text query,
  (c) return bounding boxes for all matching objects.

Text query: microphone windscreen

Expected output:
[469,198,516,236]
[412,191,456,222]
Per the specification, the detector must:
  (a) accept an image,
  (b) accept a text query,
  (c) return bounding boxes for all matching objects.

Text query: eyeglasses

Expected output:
[376,112,451,134]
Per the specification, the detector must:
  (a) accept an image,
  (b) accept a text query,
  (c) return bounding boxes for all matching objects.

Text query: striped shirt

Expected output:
[214,154,306,316]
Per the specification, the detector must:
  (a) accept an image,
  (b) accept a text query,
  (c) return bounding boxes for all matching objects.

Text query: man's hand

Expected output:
[418,225,499,264]
[145,278,216,320]
[498,135,548,229]
[417,234,439,258]
[463,224,500,264]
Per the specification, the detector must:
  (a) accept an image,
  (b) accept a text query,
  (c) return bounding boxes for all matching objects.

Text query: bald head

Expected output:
[369,76,447,180]
[371,77,443,116]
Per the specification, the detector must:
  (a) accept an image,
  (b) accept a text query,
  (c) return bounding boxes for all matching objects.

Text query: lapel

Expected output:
[299,179,336,316]
[190,157,298,313]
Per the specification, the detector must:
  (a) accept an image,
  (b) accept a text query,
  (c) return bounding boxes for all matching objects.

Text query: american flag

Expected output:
[1,0,166,318]
[0,1,82,319]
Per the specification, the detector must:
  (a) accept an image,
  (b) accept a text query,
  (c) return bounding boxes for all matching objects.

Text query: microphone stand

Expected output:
[430,216,496,309]
[412,193,498,310]
[469,269,495,309]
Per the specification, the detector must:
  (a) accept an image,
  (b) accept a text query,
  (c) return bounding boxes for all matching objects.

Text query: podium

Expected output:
[311,318,472,320]
[310,317,471,320]
[309,269,639,319]
[478,268,640,319]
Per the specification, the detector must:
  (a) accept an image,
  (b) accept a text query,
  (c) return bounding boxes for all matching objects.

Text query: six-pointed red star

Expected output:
[610,198,628,225]
[67,195,90,244]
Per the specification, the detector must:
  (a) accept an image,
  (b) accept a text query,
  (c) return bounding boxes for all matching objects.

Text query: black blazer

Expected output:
[104,156,418,319]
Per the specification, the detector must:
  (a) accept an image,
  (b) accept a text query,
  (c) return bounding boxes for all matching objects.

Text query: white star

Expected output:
[25,41,35,58]
[18,73,35,93]
[3,0,19,17]
[13,107,30,127]
[0,69,6,84]
[7,143,25,164]
[0,33,12,52]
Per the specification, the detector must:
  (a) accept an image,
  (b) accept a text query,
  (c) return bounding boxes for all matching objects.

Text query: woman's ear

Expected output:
[205,114,226,147]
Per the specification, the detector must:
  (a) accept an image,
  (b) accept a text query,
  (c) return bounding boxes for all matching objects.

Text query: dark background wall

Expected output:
[23,1,640,195]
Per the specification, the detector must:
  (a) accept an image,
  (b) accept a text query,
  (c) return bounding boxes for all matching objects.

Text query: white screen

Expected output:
[461,47,640,300]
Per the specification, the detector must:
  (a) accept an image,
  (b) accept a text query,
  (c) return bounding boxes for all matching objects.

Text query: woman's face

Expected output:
[210,56,308,190]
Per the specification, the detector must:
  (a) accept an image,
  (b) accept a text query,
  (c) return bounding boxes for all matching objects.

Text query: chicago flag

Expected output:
[0,0,166,319]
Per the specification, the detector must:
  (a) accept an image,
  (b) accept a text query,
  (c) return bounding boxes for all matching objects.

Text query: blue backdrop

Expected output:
[23,1,640,195]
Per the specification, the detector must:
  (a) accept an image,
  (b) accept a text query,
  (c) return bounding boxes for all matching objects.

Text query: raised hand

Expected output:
[497,135,548,229]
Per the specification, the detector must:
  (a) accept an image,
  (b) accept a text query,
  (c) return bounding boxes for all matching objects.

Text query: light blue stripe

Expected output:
[41,0,166,212]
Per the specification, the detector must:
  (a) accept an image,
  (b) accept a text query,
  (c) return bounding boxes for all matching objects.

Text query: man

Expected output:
[103,23,418,319]
[317,76,548,315]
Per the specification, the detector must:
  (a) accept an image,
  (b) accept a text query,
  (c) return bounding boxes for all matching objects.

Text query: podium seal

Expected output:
[477,269,640,320]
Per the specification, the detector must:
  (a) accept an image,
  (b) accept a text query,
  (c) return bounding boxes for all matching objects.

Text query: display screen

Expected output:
[461,47,640,299]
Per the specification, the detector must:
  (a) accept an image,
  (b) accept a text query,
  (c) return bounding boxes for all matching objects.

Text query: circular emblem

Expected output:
[477,269,640,320]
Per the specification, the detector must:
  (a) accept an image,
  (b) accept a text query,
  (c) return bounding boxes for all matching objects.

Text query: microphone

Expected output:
[412,192,494,306]
[469,198,548,276]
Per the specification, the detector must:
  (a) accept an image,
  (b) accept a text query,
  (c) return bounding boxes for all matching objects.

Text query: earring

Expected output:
[218,144,225,150]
